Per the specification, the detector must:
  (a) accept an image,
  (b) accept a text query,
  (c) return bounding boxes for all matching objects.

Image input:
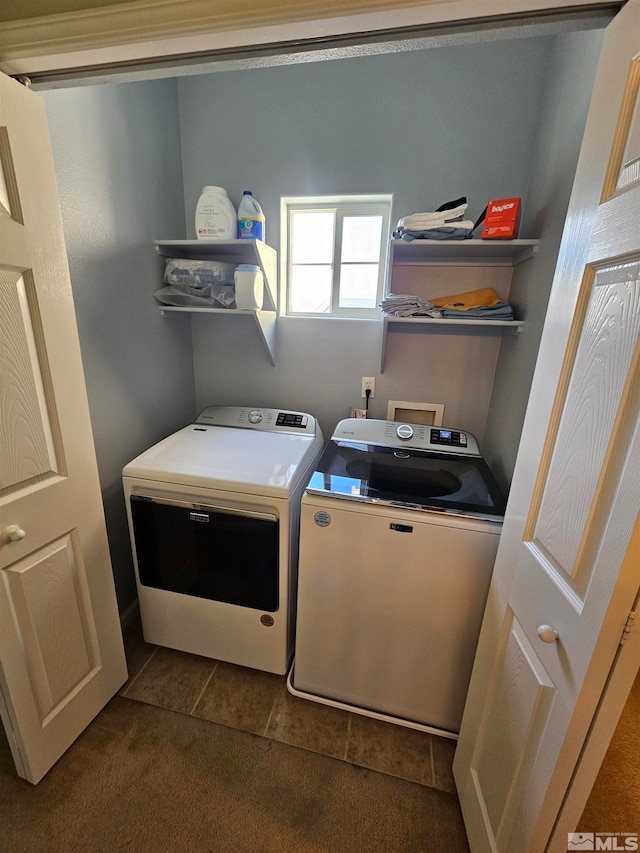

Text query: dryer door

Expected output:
[130,495,279,611]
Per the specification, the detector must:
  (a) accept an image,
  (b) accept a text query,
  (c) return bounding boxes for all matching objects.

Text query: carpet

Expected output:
[578,668,640,833]
[0,696,470,853]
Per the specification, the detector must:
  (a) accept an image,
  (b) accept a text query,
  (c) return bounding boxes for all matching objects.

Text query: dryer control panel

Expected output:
[196,406,318,436]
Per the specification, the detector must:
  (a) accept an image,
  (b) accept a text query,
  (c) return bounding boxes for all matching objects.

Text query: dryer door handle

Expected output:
[130,494,277,523]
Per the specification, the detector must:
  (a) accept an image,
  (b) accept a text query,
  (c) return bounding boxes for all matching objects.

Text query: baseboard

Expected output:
[120,599,140,632]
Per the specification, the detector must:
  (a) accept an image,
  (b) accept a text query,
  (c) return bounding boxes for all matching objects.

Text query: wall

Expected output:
[39,28,604,615]
[178,38,553,441]
[482,28,605,493]
[43,79,196,612]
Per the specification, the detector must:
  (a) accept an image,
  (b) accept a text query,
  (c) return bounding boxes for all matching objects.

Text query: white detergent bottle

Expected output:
[237,191,265,241]
[195,186,236,240]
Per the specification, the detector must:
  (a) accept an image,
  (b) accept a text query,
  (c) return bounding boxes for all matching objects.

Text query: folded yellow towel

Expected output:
[431,287,502,311]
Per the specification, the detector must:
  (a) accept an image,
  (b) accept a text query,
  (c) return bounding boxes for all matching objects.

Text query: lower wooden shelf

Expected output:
[158,306,277,365]
[380,315,524,371]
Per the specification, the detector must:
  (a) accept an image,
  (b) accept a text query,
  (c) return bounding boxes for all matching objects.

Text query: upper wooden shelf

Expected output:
[388,238,540,266]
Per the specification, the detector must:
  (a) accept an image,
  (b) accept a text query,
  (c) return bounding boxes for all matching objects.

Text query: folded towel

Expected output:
[396,224,474,241]
[396,204,469,231]
[442,302,514,321]
[379,294,442,318]
[431,287,502,311]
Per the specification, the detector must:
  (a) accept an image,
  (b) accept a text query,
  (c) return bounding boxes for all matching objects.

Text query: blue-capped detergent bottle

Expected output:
[237,191,265,241]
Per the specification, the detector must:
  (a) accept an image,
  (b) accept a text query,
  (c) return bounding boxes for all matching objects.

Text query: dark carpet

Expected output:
[0,696,469,852]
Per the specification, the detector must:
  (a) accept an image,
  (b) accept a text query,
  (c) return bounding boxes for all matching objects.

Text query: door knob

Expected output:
[537,624,559,643]
[1,525,26,543]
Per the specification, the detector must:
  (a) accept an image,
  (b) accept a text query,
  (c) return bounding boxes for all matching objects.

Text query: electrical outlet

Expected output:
[361,377,375,398]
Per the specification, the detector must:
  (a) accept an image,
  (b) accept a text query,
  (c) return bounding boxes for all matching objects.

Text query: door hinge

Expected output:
[620,609,636,646]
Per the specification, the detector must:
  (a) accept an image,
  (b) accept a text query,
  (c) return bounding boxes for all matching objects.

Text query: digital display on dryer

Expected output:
[276,412,308,428]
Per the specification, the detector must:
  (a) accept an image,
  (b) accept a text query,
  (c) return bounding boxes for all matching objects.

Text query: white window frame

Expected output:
[280,194,392,319]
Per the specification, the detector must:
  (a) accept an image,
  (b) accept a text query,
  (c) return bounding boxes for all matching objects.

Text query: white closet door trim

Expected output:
[0,0,618,78]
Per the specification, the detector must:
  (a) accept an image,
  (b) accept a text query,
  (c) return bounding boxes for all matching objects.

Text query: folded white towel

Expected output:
[397,203,468,231]
[400,220,476,233]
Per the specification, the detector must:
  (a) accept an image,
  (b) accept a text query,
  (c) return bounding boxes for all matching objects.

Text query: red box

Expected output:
[481,197,521,240]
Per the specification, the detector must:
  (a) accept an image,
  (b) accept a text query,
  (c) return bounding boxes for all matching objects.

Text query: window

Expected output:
[282,195,391,318]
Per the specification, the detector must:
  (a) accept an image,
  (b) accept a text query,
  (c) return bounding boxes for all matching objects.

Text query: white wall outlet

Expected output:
[361,377,375,398]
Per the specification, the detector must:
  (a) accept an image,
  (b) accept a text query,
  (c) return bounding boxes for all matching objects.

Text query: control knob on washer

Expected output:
[396,424,414,441]
[248,409,263,424]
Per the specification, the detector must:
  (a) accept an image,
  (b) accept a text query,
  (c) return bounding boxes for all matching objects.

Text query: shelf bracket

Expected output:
[513,245,539,266]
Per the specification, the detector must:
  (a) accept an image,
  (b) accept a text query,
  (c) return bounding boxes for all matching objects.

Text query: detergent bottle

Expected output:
[195,186,236,240]
[237,191,265,241]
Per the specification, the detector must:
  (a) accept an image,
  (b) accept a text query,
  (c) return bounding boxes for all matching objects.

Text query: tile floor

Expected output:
[120,620,457,794]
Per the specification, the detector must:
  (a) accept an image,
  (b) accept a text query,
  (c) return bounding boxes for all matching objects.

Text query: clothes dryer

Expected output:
[123,406,323,674]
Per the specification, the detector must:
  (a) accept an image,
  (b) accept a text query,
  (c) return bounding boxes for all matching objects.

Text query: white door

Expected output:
[0,73,127,784]
[453,2,640,850]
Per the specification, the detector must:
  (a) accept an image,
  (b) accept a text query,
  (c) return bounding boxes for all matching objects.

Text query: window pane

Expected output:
[290,265,332,313]
[341,216,383,263]
[291,212,335,264]
[339,264,379,309]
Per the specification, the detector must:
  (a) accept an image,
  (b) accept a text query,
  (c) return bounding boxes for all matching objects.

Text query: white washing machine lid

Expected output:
[122,415,323,498]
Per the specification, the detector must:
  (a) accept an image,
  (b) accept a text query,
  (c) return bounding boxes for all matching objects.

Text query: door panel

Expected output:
[454,3,640,850]
[472,614,556,849]
[0,270,61,491]
[0,72,126,784]
[533,263,640,590]
[5,534,98,719]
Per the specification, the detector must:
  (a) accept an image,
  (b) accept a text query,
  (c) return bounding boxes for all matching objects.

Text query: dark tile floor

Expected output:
[120,620,457,794]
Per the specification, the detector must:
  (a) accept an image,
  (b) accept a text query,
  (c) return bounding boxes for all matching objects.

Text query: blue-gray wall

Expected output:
[42,28,603,614]
[482,29,604,492]
[178,38,554,442]
[43,79,196,612]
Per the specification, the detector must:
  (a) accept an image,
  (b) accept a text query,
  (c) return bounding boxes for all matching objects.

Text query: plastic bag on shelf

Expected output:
[154,284,236,308]
[163,258,235,287]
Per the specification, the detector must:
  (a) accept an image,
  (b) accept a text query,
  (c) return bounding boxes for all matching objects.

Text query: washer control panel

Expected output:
[429,428,467,448]
[196,406,316,435]
[396,424,414,441]
[333,417,480,455]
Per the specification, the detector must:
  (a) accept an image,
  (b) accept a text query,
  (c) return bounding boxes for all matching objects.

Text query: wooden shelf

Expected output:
[380,315,524,370]
[380,238,538,371]
[388,238,539,266]
[154,239,278,364]
[157,306,276,366]
[383,316,524,329]
[154,239,278,312]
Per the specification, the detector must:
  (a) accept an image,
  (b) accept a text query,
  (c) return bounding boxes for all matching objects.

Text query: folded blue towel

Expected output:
[442,301,514,320]
[398,226,474,241]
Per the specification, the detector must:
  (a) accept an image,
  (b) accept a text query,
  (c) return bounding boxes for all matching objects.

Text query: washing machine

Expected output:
[123,406,323,675]
[290,417,506,735]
